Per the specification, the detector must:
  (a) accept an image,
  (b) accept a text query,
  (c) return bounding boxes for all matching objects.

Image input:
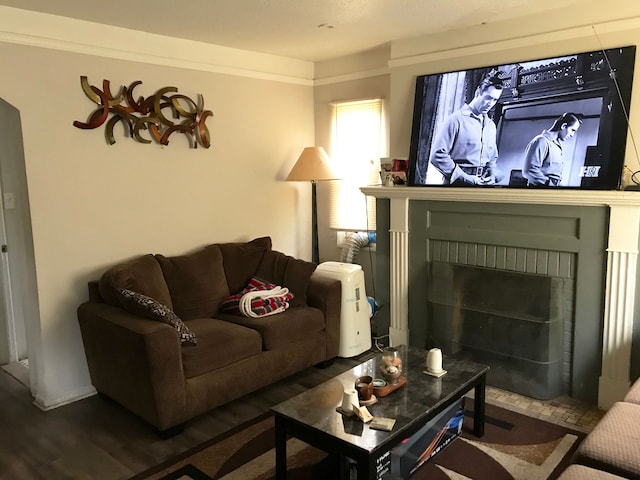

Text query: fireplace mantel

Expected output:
[361,185,640,409]
[361,185,640,207]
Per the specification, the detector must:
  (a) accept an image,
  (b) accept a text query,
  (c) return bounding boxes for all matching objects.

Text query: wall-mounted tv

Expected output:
[407,46,636,189]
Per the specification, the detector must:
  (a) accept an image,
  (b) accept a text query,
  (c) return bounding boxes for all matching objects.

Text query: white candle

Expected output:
[427,348,443,373]
[341,388,359,413]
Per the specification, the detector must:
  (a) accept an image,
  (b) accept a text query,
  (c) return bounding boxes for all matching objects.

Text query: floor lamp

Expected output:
[286,147,340,264]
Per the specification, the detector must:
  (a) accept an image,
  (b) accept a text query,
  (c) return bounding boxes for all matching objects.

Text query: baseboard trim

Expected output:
[32,385,97,411]
[598,375,631,410]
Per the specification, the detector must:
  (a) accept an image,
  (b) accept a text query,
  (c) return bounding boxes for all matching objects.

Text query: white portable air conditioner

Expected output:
[314,261,372,358]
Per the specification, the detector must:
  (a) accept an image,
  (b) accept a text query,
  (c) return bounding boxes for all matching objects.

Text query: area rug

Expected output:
[132,402,585,480]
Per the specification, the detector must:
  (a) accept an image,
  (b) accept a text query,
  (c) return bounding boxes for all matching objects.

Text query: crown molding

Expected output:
[0,6,314,85]
[389,16,640,69]
[313,67,390,86]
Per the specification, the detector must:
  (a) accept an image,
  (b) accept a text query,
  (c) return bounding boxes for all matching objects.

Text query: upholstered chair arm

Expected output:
[77,302,186,431]
[306,274,342,359]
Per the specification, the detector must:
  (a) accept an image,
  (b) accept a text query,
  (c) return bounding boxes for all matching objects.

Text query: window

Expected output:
[329,98,385,232]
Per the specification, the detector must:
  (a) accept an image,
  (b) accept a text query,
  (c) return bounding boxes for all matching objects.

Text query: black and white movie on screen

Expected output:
[407,46,636,190]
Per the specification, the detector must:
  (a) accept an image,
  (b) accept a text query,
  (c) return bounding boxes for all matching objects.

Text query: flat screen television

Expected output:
[407,46,636,189]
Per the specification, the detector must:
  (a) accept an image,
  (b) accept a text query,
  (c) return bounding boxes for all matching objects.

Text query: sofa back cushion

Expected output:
[215,236,272,294]
[99,254,172,309]
[256,250,316,307]
[156,246,229,320]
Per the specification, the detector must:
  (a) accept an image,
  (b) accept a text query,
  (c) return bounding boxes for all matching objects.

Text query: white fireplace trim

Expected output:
[389,197,410,347]
[362,185,640,409]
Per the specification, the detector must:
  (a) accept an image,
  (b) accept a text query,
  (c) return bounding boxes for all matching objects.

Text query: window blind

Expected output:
[329,98,383,232]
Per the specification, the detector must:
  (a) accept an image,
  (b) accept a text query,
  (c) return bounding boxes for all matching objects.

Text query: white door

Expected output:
[0,182,17,364]
[0,97,34,376]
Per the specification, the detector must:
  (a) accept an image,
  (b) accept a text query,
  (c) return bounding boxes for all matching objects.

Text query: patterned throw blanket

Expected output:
[220,277,294,317]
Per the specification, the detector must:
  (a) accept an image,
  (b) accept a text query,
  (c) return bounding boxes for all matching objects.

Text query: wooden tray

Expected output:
[373,376,407,397]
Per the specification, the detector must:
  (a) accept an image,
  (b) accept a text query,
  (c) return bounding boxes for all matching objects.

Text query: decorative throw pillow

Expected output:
[115,288,197,345]
[220,277,294,317]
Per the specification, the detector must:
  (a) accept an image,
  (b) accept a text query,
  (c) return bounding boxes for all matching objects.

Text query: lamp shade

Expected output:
[286,147,341,182]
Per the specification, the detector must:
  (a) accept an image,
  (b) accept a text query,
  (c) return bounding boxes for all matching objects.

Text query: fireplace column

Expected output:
[599,205,640,409]
[389,197,410,346]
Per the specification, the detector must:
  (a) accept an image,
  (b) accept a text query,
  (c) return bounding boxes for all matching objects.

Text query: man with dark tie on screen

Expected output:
[429,71,504,185]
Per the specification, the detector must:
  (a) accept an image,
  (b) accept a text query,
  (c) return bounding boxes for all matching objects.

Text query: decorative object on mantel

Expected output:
[285,147,341,263]
[72,76,212,148]
[380,157,408,185]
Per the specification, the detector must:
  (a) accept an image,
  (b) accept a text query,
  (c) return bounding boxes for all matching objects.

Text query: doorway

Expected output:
[0,97,38,390]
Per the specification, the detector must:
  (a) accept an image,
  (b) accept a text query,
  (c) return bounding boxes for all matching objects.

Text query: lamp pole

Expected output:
[311,180,319,264]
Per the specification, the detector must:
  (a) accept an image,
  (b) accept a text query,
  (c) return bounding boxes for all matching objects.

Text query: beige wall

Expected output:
[0,41,314,407]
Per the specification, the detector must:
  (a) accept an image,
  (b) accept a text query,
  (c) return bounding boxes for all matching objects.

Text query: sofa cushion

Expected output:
[156,246,229,321]
[115,288,197,345]
[256,250,316,307]
[99,254,172,309]
[181,317,262,378]
[215,236,272,295]
[215,306,325,351]
[575,401,640,478]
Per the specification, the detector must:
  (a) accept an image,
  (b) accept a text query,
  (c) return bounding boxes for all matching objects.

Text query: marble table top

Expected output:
[271,345,489,453]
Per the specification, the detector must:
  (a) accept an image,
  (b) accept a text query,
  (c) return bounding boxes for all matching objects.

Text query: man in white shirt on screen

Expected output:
[430,71,504,186]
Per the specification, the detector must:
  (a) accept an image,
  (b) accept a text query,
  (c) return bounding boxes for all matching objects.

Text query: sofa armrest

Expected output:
[77,301,186,430]
[306,274,342,359]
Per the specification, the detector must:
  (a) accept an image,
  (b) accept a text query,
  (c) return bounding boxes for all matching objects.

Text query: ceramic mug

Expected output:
[355,375,374,401]
[426,348,443,373]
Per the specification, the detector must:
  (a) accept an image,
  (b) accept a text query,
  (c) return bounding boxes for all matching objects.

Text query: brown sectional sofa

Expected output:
[557,378,640,479]
[77,236,342,434]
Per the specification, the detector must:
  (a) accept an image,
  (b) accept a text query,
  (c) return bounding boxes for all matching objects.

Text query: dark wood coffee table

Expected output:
[272,345,489,480]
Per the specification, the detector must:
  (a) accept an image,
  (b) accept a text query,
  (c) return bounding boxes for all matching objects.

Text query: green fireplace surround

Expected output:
[364,186,640,407]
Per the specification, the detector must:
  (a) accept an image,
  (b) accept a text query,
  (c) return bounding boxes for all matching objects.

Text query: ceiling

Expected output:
[0,0,590,62]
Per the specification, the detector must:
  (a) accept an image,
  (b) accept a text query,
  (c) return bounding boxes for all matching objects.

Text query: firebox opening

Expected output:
[427,261,567,400]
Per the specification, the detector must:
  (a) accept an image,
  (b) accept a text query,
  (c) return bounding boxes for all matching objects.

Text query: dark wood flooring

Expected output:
[0,352,375,479]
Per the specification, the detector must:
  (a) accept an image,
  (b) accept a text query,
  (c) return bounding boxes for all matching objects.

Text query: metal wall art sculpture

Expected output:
[73,76,212,148]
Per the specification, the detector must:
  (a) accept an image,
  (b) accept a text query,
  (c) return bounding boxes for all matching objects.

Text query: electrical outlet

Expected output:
[3,193,14,209]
